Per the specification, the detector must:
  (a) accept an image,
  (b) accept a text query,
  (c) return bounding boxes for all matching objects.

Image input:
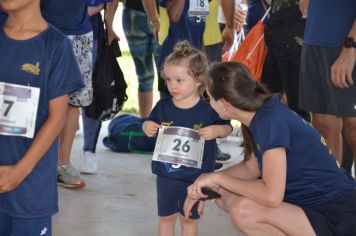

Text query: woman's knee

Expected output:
[229,197,258,230]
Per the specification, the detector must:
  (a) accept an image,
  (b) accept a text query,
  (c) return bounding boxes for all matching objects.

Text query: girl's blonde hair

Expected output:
[162,41,209,95]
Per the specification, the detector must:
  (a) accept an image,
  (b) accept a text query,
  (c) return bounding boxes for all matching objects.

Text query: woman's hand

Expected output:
[183,196,205,222]
[188,173,220,197]
[142,121,161,137]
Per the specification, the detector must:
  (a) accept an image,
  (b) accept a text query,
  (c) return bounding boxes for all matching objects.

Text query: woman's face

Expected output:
[207,90,229,120]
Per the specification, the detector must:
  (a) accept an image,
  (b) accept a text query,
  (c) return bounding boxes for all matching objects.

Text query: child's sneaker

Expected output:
[80,151,98,174]
[57,163,85,189]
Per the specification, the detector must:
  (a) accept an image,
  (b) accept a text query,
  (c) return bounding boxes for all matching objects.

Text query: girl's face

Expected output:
[164,63,201,105]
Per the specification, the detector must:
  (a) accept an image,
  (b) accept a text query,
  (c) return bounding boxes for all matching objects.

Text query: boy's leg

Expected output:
[12,216,52,236]
[0,211,11,236]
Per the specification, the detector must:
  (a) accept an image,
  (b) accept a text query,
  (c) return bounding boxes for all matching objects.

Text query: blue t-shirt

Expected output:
[0,15,84,218]
[87,0,112,7]
[304,0,356,47]
[41,0,92,35]
[249,96,356,207]
[158,0,205,69]
[149,98,230,182]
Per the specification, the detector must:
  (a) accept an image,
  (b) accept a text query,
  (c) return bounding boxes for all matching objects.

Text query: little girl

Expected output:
[143,41,232,236]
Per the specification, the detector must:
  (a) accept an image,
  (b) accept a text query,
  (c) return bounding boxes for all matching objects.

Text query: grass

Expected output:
[117,50,160,115]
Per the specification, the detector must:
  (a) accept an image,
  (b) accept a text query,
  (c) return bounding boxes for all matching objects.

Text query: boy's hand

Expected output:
[142,121,161,137]
[0,165,26,193]
[198,125,219,140]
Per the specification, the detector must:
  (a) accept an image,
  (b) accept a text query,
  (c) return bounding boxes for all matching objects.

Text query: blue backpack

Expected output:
[102,114,156,153]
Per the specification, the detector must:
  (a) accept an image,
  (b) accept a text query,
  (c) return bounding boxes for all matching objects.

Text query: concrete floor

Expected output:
[53,118,244,236]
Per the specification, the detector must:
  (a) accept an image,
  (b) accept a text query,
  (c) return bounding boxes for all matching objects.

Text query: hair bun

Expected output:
[173,40,194,57]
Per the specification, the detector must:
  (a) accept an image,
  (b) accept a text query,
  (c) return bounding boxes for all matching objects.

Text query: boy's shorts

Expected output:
[301,189,356,236]
[0,211,52,236]
[156,176,200,219]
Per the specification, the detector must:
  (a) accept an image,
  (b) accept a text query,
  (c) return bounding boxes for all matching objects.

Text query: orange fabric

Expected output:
[223,21,267,81]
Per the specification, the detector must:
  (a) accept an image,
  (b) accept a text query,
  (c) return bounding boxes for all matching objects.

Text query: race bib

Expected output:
[0,82,40,138]
[189,0,209,17]
[152,126,205,169]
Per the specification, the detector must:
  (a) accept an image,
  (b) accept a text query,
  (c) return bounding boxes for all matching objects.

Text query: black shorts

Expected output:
[301,190,356,236]
[156,176,200,219]
[299,45,356,116]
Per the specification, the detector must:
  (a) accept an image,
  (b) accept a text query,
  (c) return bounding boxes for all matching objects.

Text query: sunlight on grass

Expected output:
[117,51,160,115]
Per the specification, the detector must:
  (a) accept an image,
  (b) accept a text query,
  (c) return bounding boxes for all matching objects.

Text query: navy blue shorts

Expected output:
[301,189,356,236]
[156,176,200,219]
[0,211,52,236]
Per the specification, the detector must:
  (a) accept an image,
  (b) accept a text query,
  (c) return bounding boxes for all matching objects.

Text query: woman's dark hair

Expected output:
[207,61,272,161]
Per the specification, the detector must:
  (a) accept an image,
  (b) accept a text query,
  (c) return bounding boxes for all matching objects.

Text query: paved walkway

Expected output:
[53,117,244,236]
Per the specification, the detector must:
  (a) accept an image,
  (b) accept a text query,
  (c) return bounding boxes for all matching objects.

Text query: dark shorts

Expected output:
[0,211,52,236]
[156,176,200,219]
[301,190,356,236]
[299,44,356,116]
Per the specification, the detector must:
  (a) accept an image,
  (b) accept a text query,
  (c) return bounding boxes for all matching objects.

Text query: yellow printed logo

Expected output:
[21,62,40,76]
[161,121,173,126]
[193,123,202,130]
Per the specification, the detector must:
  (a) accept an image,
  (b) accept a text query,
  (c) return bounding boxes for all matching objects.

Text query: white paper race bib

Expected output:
[189,0,209,17]
[152,126,205,169]
[0,82,40,138]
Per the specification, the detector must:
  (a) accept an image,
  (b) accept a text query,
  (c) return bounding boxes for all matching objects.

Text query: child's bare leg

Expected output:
[178,214,197,236]
[158,213,178,236]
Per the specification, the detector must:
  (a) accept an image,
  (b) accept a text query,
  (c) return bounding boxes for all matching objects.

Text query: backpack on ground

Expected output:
[103,114,156,154]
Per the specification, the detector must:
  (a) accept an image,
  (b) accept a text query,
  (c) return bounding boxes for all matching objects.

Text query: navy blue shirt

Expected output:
[249,96,356,207]
[0,14,84,218]
[149,98,230,182]
[304,0,356,47]
[41,0,92,35]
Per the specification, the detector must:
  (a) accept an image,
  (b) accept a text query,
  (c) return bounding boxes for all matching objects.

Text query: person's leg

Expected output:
[0,211,11,236]
[341,129,353,175]
[216,189,315,236]
[58,32,93,188]
[132,53,155,118]
[12,216,52,236]
[122,7,156,118]
[57,106,85,188]
[158,214,178,236]
[312,113,343,163]
[342,117,356,177]
[80,110,101,174]
[59,106,80,166]
[178,214,198,236]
